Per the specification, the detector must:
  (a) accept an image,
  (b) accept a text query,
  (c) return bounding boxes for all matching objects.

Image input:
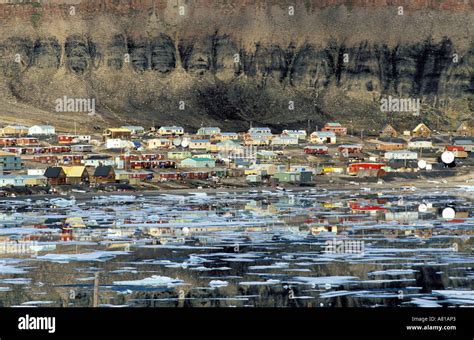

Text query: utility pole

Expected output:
[92,272,100,307]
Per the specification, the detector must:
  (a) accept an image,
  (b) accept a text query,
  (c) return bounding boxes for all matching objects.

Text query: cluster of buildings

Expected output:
[0,120,472,191]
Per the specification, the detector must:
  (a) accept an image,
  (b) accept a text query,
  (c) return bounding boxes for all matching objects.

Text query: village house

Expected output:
[384,150,418,160]
[92,165,116,183]
[304,145,329,155]
[248,127,272,136]
[245,135,271,146]
[0,151,22,171]
[347,163,386,176]
[408,137,433,149]
[1,125,28,136]
[456,121,471,136]
[83,155,115,167]
[213,140,244,157]
[0,137,16,146]
[197,127,221,136]
[376,138,406,151]
[16,137,39,146]
[146,138,173,149]
[28,125,56,136]
[271,136,299,146]
[257,150,278,161]
[412,123,431,137]
[380,124,398,138]
[452,137,474,152]
[70,145,93,153]
[188,139,211,150]
[0,175,26,187]
[180,157,215,168]
[167,151,192,160]
[103,128,132,141]
[309,131,336,144]
[58,134,91,144]
[62,166,89,185]
[338,144,363,156]
[121,125,145,135]
[106,138,132,149]
[215,132,239,141]
[157,126,184,136]
[321,122,347,136]
[44,167,67,185]
[282,130,307,140]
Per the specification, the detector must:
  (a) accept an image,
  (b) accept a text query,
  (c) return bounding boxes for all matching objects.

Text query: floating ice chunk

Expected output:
[0,262,26,274]
[209,280,229,288]
[114,275,185,288]
[368,269,418,276]
[406,298,442,307]
[292,276,359,286]
[249,262,289,270]
[36,251,128,263]
[239,279,280,286]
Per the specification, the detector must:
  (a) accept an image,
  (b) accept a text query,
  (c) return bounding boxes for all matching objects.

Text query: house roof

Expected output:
[0,151,16,156]
[378,137,405,144]
[325,122,342,127]
[44,167,64,178]
[311,131,336,137]
[30,125,54,129]
[62,166,87,178]
[186,157,214,162]
[413,123,431,132]
[93,166,114,177]
[409,137,432,142]
[159,126,183,130]
[106,128,131,133]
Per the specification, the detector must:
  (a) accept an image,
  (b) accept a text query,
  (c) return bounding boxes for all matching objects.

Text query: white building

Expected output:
[157,126,184,136]
[197,127,221,136]
[122,126,145,135]
[106,139,132,149]
[28,125,55,136]
[248,127,272,136]
[408,138,432,149]
[271,136,299,146]
[384,150,418,160]
[282,130,307,140]
[309,131,337,144]
[147,139,172,149]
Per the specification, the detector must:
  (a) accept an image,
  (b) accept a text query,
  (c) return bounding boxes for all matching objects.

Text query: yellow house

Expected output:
[189,139,211,150]
[62,166,89,184]
[2,125,28,136]
[64,217,86,228]
[412,123,431,137]
[322,166,345,174]
[310,225,338,235]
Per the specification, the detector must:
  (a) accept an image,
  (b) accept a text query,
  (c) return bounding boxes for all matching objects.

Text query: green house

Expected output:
[180,157,216,168]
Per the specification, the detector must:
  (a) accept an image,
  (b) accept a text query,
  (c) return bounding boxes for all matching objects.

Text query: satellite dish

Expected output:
[441,151,455,164]
[418,203,427,213]
[173,138,182,146]
[181,140,189,148]
[442,207,455,219]
[417,160,427,169]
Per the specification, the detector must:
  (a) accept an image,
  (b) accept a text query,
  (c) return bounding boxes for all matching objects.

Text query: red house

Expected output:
[347,163,386,176]
[322,123,347,136]
[58,135,75,144]
[16,137,39,146]
[304,146,328,155]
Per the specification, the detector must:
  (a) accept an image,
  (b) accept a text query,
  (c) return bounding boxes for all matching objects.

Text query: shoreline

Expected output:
[1,177,472,201]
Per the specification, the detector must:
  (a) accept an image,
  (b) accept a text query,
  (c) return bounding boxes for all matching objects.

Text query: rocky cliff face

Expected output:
[0,0,472,132]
